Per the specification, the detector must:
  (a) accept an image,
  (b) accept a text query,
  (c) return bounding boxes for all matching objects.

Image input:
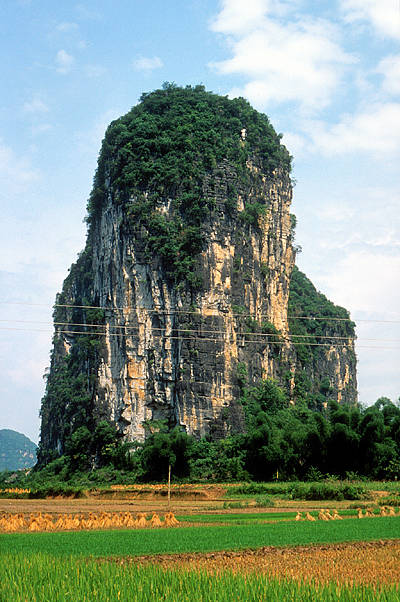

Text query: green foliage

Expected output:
[241,378,288,423]
[288,481,369,501]
[288,266,356,406]
[140,424,193,481]
[86,84,291,285]
[28,392,400,485]
[255,494,275,507]
[260,262,269,277]
[228,483,290,496]
[37,247,123,470]
[261,321,280,336]
[28,484,84,499]
[65,426,93,471]
[188,436,247,482]
[0,429,36,471]
[236,362,248,389]
[239,201,266,226]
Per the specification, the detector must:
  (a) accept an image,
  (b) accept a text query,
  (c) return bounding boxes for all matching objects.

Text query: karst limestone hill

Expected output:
[0,429,37,471]
[38,84,356,462]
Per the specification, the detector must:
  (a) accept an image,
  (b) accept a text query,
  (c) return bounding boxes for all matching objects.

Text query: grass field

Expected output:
[179,511,298,523]
[1,552,399,602]
[1,516,400,558]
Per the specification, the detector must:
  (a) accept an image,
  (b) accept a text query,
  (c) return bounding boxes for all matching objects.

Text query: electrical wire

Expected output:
[0,319,358,341]
[0,326,399,350]
[2,319,400,344]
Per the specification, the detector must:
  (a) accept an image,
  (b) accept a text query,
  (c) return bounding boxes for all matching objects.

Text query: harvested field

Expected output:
[129,540,400,587]
[0,496,225,517]
[1,481,399,599]
[0,510,180,532]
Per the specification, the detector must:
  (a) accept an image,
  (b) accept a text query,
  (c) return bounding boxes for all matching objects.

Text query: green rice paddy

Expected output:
[1,516,399,559]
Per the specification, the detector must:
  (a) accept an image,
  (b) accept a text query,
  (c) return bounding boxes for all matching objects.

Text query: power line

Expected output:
[2,318,399,344]
[0,301,400,324]
[2,319,400,344]
[0,326,399,350]
[0,319,357,341]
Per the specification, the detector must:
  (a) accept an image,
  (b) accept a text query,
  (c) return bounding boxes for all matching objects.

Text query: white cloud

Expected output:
[30,123,52,136]
[0,141,40,194]
[57,22,79,33]
[281,131,306,156]
[210,0,301,33]
[23,96,49,114]
[320,230,400,251]
[55,49,74,74]
[133,56,163,72]
[295,183,400,263]
[316,203,355,223]
[321,251,400,316]
[340,0,400,40]
[209,3,355,111]
[85,64,106,78]
[8,353,50,388]
[306,103,400,155]
[75,4,102,20]
[210,0,271,34]
[75,108,123,158]
[376,55,400,96]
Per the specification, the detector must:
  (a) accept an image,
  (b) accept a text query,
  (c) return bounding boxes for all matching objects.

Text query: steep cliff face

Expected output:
[38,85,357,457]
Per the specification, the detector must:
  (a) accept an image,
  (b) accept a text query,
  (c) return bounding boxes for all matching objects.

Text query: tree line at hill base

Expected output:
[2,381,400,490]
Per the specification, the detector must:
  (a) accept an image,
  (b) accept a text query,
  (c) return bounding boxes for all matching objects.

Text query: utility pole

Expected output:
[168,463,171,510]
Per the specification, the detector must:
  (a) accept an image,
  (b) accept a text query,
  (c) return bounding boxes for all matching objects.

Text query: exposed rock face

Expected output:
[90,162,296,442]
[39,85,357,456]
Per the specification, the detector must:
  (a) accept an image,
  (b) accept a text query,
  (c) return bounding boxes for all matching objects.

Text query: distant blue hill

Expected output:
[0,429,37,471]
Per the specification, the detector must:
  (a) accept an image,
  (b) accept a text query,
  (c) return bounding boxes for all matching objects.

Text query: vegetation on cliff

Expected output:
[38,248,106,466]
[27,392,400,486]
[87,82,291,285]
[288,266,357,407]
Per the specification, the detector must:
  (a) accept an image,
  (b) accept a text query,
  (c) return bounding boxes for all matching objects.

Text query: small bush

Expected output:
[288,482,369,501]
[379,494,400,506]
[255,495,275,508]
[304,467,324,482]
[230,483,289,496]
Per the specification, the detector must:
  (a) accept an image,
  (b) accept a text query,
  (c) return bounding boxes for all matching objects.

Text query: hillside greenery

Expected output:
[6,392,400,489]
[87,83,291,285]
[37,248,106,467]
[288,266,356,407]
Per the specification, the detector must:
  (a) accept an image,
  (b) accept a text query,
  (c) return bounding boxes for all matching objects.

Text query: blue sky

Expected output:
[1,0,399,443]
